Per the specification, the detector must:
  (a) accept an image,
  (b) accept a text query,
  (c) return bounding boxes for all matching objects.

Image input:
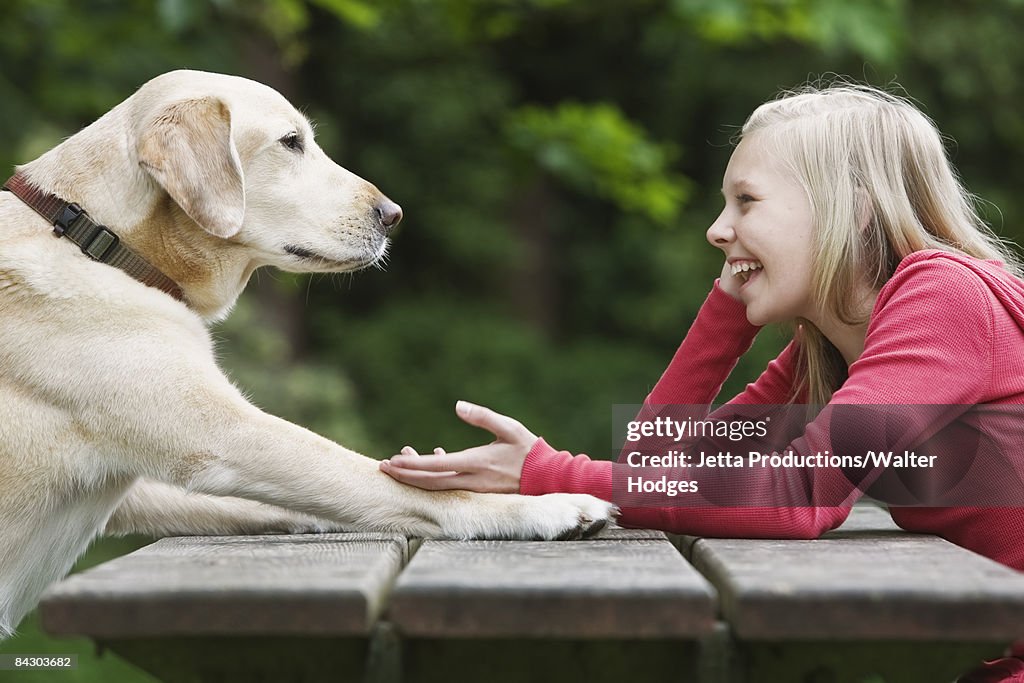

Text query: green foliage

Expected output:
[506,103,690,226]
[673,0,905,62]
[318,297,663,458]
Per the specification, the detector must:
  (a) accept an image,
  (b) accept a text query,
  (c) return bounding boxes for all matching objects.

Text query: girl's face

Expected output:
[706,134,817,327]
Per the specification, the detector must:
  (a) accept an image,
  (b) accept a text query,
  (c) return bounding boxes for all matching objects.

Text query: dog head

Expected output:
[132,70,400,274]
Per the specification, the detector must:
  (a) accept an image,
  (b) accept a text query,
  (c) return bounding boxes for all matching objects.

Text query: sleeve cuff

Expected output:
[520,437,564,496]
[520,437,613,500]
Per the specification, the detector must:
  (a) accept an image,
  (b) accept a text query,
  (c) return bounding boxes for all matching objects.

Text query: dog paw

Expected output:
[523,493,620,540]
[439,493,619,541]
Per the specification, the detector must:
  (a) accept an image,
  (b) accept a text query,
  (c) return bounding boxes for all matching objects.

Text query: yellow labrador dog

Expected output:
[0,70,616,638]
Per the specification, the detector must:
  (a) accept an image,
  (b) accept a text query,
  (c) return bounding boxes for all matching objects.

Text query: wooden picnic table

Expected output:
[40,505,1024,683]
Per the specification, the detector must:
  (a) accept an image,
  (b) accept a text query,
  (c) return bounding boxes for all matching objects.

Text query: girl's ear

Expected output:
[137,96,245,239]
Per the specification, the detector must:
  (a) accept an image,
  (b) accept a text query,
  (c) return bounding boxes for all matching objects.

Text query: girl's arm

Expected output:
[642,280,798,409]
[522,258,995,538]
[380,278,777,495]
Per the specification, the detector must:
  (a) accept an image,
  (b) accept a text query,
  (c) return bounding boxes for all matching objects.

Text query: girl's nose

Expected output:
[706,210,735,247]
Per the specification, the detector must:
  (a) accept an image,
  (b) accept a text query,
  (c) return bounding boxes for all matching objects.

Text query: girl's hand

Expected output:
[379,401,537,494]
[718,259,744,301]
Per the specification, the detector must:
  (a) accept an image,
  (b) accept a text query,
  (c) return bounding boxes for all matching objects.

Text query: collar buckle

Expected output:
[3,172,186,303]
[54,202,85,237]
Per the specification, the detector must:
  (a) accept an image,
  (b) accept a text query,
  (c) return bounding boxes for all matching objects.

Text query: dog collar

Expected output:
[2,172,185,302]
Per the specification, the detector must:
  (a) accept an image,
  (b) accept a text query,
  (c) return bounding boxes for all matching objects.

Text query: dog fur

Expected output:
[0,70,615,638]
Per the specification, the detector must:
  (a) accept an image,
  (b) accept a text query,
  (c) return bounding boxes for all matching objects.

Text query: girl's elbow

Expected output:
[776,507,849,539]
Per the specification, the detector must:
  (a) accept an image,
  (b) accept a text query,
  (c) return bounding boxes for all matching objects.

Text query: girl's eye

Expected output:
[737,194,755,204]
[280,133,303,153]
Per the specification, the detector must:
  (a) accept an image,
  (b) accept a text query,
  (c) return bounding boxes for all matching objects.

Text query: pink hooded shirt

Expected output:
[521,249,1024,571]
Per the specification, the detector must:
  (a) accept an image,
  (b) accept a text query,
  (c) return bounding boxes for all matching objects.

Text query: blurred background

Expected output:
[3,0,1024,679]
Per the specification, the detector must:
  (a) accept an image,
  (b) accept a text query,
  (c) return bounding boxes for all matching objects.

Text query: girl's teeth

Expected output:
[731,261,764,277]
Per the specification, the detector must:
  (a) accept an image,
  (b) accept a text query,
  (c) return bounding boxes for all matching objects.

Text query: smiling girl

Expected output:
[381,84,1024,680]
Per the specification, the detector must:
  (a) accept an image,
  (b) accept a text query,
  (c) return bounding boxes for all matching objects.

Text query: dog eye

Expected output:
[280,133,303,153]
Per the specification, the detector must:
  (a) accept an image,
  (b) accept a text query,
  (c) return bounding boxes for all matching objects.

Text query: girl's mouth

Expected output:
[731,260,763,285]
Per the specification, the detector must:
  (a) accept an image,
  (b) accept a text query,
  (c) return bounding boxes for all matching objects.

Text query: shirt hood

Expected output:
[891,249,1024,331]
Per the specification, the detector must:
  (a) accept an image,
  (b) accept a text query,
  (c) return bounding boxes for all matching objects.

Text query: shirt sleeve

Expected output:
[644,279,765,407]
[520,260,996,538]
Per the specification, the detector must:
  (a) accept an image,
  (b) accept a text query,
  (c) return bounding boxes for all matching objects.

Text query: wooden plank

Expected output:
[692,508,1024,640]
[389,539,716,638]
[592,526,698,557]
[656,502,897,560]
[589,527,668,540]
[40,533,406,638]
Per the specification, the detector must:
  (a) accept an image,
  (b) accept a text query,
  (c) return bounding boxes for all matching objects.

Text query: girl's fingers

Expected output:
[455,401,525,441]
[397,446,445,457]
[386,451,473,472]
[380,463,469,491]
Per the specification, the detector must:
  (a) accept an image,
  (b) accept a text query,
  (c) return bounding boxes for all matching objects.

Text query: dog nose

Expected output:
[375,198,403,234]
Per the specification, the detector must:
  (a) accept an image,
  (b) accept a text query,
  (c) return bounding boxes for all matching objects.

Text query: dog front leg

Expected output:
[104,478,348,537]
[167,405,615,541]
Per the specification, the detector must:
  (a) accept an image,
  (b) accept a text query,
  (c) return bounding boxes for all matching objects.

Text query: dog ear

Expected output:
[137,96,245,239]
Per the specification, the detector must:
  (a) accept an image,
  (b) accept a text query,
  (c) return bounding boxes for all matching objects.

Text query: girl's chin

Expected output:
[743,303,780,327]
[745,309,768,326]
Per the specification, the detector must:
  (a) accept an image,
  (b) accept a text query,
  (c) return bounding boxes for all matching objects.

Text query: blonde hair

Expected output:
[739,83,1023,406]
